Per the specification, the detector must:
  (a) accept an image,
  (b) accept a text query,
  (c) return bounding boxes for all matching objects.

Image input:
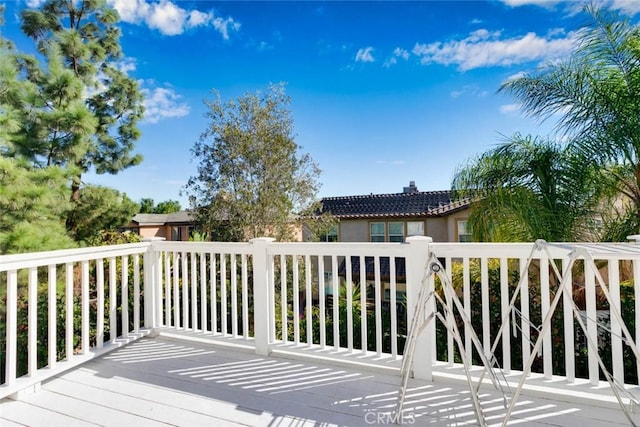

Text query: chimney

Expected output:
[403,181,418,193]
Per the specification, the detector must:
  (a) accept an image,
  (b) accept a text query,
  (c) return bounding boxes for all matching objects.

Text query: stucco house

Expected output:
[126,211,196,241]
[317,181,472,243]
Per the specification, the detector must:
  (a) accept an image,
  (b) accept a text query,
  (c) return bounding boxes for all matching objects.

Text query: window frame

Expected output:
[388,221,405,243]
[457,219,472,242]
[370,222,385,242]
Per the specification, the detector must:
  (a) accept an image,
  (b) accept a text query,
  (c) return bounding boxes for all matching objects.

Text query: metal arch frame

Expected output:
[397,240,640,426]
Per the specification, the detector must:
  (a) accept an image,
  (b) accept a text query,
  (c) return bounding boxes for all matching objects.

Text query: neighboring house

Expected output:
[126,211,196,241]
[317,181,472,243]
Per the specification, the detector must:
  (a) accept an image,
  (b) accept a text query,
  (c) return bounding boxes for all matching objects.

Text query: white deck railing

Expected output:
[3,237,640,399]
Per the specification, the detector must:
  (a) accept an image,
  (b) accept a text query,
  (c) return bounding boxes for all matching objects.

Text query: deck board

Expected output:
[1,336,638,426]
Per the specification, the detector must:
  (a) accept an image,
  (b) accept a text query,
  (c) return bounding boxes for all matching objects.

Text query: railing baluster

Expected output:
[500,257,510,374]
[609,259,623,384]
[360,255,367,355]
[231,254,238,337]
[305,254,312,347]
[82,260,90,353]
[540,255,552,379]
[173,252,180,329]
[48,264,58,367]
[28,267,38,375]
[268,253,276,344]
[345,255,353,353]
[6,270,18,385]
[242,254,248,339]
[181,252,188,330]
[585,260,598,385]
[200,252,207,333]
[121,256,129,339]
[66,262,75,357]
[332,255,339,351]
[221,253,227,335]
[191,252,198,331]
[109,258,117,344]
[463,257,471,364]
[281,255,287,343]
[164,251,171,327]
[96,260,104,349]
[520,257,530,370]
[133,254,140,333]
[374,256,382,357]
[211,252,217,334]
[446,257,453,365]
[319,256,326,349]
[390,256,398,358]
[562,257,575,382]
[480,257,490,353]
[293,255,300,345]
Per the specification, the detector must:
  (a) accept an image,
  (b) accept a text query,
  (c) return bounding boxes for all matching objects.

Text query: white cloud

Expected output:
[25,0,46,7]
[500,103,521,114]
[141,85,190,124]
[117,57,137,74]
[383,47,409,68]
[412,29,576,71]
[450,84,489,99]
[187,10,211,28]
[611,0,640,15]
[383,57,397,68]
[107,0,239,38]
[393,47,410,60]
[355,46,375,63]
[500,0,560,8]
[212,16,241,40]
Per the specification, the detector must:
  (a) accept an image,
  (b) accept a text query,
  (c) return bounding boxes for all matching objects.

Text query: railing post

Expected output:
[251,237,276,356]
[405,236,433,381]
[142,238,165,331]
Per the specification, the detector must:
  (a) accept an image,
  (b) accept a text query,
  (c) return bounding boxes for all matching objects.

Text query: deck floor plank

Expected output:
[1,336,638,426]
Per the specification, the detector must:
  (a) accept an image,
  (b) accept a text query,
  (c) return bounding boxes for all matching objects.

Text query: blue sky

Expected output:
[3,0,640,208]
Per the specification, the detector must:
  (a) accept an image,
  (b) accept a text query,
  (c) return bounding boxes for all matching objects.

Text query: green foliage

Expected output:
[186,83,321,242]
[137,198,181,214]
[0,0,145,252]
[301,202,339,242]
[139,198,155,214]
[500,5,640,240]
[0,157,76,253]
[67,185,139,243]
[452,134,613,242]
[154,200,181,214]
[86,229,141,246]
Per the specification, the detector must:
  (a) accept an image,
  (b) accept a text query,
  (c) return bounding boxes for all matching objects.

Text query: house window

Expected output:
[407,221,424,237]
[370,222,385,242]
[320,225,339,242]
[388,222,404,242]
[458,220,472,242]
[171,226,179,241]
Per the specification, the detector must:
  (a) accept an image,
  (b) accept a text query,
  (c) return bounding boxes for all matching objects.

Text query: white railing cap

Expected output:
[627,235,640,243]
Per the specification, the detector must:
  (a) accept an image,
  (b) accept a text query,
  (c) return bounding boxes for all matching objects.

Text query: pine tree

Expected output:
[19,0,144,201]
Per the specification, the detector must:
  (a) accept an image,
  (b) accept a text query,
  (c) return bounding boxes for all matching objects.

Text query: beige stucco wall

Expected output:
[339,220,368,242]
[139,225,167,239]
[425,217,448,242]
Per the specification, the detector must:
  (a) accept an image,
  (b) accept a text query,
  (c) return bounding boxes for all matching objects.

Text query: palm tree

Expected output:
[500,5,640,239]
[452,134,611,242]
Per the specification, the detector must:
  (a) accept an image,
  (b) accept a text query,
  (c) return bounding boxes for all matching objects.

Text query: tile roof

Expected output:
[320,190,470,219]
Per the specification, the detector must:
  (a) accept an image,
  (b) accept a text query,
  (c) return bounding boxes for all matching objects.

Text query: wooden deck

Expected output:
[0,336,637,426]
